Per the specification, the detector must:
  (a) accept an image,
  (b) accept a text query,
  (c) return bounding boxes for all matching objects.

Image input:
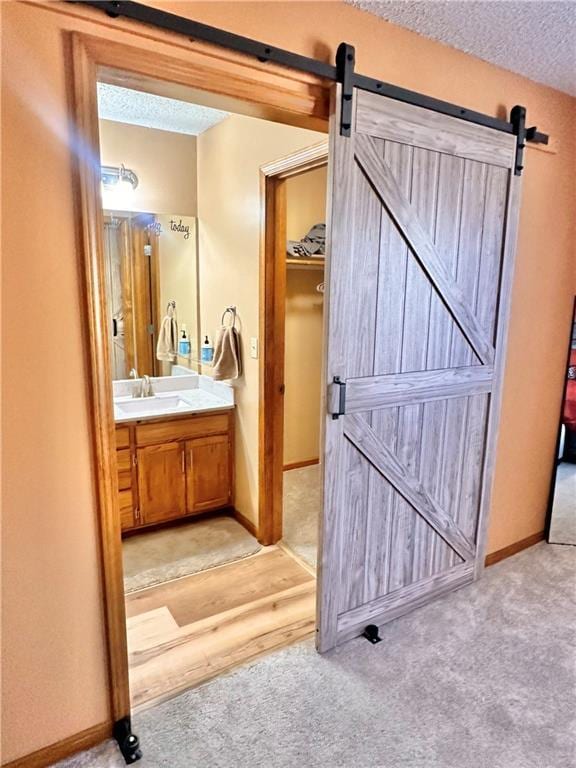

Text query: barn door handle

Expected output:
[328,376,347,420]
[112,318,118,337]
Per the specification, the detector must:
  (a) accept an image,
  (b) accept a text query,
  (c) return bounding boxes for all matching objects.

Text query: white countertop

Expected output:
[113,373,234,423]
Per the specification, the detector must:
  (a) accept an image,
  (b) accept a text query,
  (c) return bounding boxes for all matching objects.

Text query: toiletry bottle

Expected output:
[179,325,191,356]
[201,335,213,363]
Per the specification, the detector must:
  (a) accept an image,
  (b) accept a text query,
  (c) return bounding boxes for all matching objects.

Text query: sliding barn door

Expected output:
[317,88,521,651]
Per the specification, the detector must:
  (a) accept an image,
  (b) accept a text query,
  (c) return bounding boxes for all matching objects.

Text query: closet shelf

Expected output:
[286,258,325,270]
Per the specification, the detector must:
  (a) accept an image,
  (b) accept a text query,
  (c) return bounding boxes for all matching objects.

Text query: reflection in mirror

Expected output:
[548,297,576,546]
[102,211,199,380]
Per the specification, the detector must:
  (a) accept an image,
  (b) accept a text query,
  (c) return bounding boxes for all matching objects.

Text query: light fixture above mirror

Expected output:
[101,164,139,190]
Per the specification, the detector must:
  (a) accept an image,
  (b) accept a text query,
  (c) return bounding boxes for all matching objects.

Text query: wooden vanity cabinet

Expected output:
[115,410,234,533]
[117,448,135,531]
[137,442,187,525]
[185,434,231,513]
[115,426,136,531]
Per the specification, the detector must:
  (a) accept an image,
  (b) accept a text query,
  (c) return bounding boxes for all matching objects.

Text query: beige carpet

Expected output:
[123,516,261,593]
[282,464,320,568]
[55,543,576,768]
[548,462,576,545]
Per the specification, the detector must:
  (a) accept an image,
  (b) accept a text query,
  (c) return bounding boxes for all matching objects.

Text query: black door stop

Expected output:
[113,717,142,764]
[363,624,382,644]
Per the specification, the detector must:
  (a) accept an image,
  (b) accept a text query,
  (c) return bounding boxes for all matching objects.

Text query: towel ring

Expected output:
[221,306,237,327]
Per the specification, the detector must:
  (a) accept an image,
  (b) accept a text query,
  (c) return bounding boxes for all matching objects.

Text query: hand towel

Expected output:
[156,305,178,362]
[212,325,242,381]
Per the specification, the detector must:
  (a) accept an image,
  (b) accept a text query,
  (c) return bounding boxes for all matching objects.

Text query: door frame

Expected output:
[129,213,162,378]
[258,143,329,545]
[69,29,329,726]
[103,212,136,378]
[545,295,576,539]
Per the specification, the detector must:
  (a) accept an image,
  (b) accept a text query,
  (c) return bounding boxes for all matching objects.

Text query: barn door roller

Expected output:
[73,0,548,173]
[336,43,355,137]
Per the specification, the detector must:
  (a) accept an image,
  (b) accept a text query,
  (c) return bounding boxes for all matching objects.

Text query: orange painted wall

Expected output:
[1,1,574,762]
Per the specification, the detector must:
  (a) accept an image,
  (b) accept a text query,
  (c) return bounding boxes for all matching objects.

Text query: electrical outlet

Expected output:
[250,337,259,359]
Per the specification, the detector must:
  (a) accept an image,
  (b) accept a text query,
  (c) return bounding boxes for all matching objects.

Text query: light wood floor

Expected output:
[125,545,316,709]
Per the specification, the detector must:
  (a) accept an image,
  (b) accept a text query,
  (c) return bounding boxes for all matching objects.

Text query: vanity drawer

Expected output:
[116,426,131,450]
[135,413,230,446]
[118,489,134,531]
[117,449,132,491]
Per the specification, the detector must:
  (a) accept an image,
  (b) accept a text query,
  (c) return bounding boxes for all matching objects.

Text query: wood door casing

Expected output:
[131,213,160,378]
[259,142,329,545]
[186,435,231,513]
[71,26,328,728]
[103,215,136,379]
[137,442,186,525]
[318,88,520,651]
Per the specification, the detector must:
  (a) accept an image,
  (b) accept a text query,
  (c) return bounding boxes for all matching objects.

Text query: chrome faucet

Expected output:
[130,371,153,398]
[140,375,153,398]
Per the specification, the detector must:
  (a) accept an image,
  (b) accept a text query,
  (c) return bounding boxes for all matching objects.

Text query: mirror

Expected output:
[102,211,199,380]
[548,298,576,545]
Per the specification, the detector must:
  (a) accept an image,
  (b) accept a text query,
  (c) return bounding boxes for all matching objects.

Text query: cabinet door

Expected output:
[186,435,231,513]
[137,442,186,525]
[119,490,135,532]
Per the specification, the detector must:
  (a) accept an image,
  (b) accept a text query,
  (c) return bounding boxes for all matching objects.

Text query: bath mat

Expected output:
[123,515,261,593]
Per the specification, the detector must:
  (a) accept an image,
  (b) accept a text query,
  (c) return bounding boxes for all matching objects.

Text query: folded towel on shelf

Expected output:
[212,325,242,381]
[287,222,326,258]
[156,304,178,362]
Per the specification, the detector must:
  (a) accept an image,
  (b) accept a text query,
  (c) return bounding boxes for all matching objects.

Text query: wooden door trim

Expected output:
[544,295,576,541]
[2,720,113,768]
[69,29,328,729]
[70,33,131,722]
[258,142,328,545]
[102,213,136,377]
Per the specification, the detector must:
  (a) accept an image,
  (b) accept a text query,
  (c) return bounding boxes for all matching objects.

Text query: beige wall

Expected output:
[284,166,327,465]
[196,114,324,525]
[1,1,575,763]
[99,120,197,215]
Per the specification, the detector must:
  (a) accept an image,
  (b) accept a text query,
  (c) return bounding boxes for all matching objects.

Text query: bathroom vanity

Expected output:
[113,374,235,533]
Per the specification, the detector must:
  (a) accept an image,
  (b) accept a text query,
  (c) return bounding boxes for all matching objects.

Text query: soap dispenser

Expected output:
[179,324,191,356]
[201,335,213,363]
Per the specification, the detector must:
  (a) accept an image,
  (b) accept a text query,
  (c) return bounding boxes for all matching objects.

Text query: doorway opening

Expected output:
[547,297,576,546]
[259,145,328,570]
[93,73,327,710]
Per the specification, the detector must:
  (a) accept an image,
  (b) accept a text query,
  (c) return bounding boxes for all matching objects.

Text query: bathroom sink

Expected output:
[115,395,189,416]
[112,382,234,423]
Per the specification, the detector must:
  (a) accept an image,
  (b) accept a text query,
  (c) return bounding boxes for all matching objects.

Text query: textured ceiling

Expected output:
[349,1,576,96]
[97,84,229,135]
